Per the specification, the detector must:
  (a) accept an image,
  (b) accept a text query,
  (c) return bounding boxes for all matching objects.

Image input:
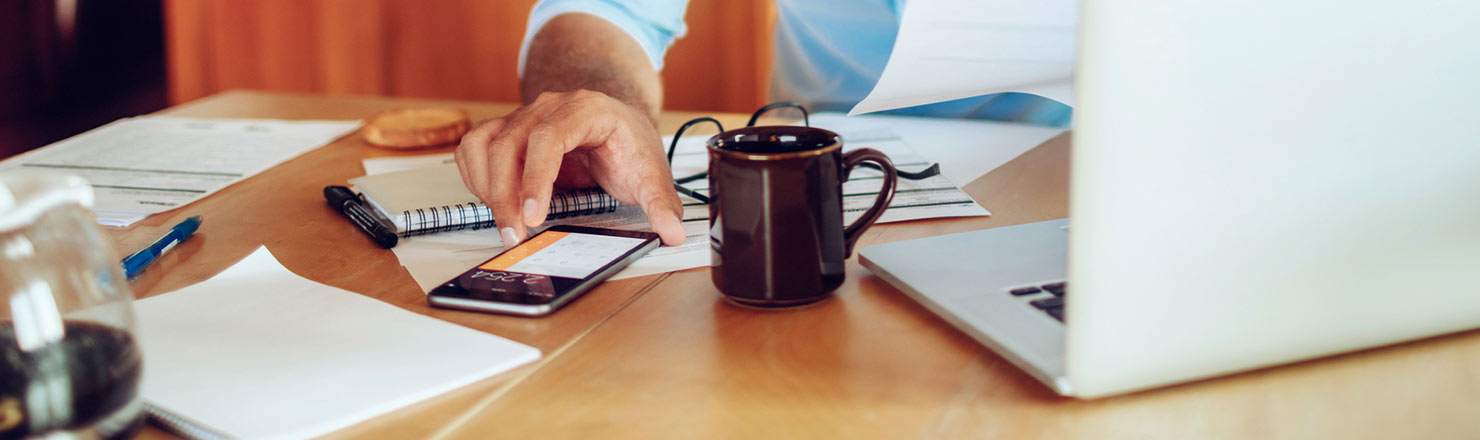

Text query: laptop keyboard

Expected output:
[1008,281,1067,322]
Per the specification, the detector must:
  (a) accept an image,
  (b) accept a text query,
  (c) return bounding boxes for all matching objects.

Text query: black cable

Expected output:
[677,171,710,182]
[746,101,809,128]
[857,162,941,180]
[675,103,946,206]
[667,117,724,164]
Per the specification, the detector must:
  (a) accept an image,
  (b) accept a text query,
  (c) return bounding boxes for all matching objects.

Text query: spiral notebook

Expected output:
[347,163,619,236]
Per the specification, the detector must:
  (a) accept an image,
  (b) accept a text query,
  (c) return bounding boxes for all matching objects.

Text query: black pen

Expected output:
[324,185,398,248]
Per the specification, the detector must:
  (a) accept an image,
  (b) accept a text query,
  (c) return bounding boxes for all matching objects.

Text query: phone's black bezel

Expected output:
[427,225,660,307]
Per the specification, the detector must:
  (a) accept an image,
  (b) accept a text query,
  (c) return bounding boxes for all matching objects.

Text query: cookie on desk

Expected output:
[363,108,472,149]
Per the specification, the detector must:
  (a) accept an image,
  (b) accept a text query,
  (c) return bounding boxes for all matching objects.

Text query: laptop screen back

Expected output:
[1067,0,1480,397]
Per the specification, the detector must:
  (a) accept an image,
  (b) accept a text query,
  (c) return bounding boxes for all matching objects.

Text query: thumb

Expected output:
[636,183,687,246]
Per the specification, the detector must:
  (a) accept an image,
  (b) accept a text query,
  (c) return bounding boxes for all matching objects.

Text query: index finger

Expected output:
[455,117,506,204]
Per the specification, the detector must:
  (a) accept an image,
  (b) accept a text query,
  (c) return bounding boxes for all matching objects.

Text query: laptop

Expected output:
[859,0,1480,398]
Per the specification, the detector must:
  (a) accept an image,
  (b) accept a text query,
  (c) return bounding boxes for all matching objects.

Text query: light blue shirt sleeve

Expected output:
[770,0,1071,127]
[519,0,690,75]
[520,0,1070,127]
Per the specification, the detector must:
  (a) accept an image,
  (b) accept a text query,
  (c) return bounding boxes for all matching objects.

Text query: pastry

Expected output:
[363,108,472,149]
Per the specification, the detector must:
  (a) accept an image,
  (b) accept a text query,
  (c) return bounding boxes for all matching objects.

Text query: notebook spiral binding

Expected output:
[146,404,230,440]
[397,188,618,237]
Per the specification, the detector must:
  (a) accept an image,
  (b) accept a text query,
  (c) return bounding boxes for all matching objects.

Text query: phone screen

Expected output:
[429,226,658,312]
[482,230,646,279]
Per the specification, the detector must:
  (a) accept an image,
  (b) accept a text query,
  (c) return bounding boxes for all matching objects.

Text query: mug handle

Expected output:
[840,148,897,257]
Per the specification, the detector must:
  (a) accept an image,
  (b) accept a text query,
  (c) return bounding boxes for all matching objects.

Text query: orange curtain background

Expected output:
[162,0,774,114]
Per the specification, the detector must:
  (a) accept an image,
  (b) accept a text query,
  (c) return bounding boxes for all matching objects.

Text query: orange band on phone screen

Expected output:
[478,231,569,271]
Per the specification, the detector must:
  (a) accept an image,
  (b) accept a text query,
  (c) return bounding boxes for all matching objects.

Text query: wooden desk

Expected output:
[120,91,1479,439]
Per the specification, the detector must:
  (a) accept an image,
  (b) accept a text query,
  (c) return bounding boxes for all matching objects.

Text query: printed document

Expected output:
[0,116,359,226]
[850,0,1078,115]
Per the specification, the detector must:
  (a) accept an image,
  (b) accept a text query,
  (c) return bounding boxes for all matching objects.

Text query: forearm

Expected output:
[521,13,665,124]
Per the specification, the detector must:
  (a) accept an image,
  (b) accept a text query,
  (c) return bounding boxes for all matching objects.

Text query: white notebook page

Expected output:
[133,247,540,439]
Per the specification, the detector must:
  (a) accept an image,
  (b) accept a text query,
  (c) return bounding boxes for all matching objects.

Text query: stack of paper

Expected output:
[0,116,359,226]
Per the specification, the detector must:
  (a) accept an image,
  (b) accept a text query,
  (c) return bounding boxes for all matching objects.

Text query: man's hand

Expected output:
[454,90,686,247]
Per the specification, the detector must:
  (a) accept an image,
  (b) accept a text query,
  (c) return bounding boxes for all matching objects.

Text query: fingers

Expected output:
[482,117,536,245]
[474,94,583,245]
[459,116,527,246]
[548,96,683,245]
[520,124,567,227]
[518,99,626,226]
[634,167,687,246]
[600,104,685,246]
[641,196,686,246]
[647,207,686,246]
[456,90,674,246]
[458,114,528,245]
[455,118,504,204]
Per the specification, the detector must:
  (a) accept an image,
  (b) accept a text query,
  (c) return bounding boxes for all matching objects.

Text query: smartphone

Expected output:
[427,225,660,317]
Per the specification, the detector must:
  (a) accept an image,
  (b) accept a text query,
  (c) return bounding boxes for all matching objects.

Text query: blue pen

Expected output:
[122,216,202,280]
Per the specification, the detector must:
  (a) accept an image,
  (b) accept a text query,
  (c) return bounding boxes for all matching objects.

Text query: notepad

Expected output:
[348,164,618,236]
[133,247,540,439]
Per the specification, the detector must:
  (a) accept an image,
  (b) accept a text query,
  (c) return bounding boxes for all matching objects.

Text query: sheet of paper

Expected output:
[849,0,1078,115]
[133,247,540,440]
[0,116,359,226]
[374,126,990,291]
[362,153,457,175]
[807,113,1064,185]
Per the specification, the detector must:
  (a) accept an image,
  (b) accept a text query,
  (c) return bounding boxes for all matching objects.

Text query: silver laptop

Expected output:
[860,0,1480,398]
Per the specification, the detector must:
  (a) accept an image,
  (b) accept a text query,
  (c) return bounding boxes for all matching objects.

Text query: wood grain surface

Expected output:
[97,91,1480,439]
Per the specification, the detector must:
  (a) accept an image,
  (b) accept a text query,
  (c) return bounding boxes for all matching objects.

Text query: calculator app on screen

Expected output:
[478,231,647,279]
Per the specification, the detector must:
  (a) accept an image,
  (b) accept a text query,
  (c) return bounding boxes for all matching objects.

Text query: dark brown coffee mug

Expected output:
[707,126,898,307]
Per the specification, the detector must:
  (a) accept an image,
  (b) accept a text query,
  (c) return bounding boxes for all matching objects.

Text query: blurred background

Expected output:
[1,0,773,160]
